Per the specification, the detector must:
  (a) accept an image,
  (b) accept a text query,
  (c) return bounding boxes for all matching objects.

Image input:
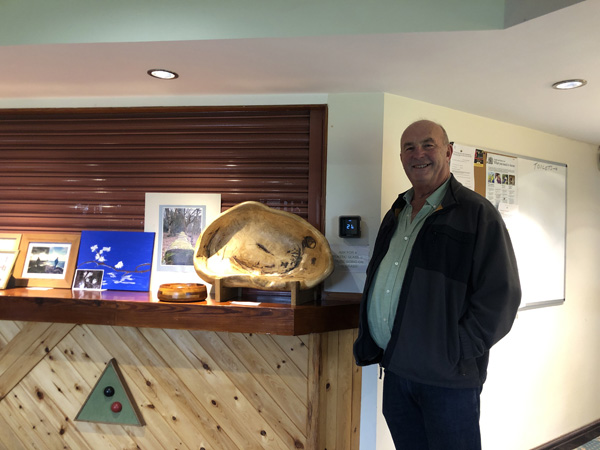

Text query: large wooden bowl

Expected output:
[193,202,333,291]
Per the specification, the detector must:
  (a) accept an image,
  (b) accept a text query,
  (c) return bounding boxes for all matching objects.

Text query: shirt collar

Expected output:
[403,176,451,209]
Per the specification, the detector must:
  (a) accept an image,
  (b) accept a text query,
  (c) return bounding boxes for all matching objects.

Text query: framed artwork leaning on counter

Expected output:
[13,232,81,289]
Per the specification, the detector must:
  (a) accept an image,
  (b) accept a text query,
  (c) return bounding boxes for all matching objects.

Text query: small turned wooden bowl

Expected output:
[157,283,207,302]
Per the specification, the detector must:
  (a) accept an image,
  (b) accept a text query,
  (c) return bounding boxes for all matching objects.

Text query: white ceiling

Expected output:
[1,0,599,145]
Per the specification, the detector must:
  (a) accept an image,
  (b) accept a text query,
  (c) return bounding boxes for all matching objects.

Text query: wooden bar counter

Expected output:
[0,288,362,449]
[0,288,360,336]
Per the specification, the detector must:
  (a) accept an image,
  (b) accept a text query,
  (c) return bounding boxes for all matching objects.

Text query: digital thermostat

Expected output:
[339,216,361,238]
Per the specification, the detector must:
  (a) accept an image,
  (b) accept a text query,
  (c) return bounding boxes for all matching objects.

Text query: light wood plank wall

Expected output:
[0,320,361,449]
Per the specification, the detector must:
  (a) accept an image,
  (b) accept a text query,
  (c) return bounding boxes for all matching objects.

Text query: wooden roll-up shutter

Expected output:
[0,105,327,233]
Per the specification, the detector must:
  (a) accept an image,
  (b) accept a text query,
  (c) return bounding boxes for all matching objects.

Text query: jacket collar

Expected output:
[392,174,463,218]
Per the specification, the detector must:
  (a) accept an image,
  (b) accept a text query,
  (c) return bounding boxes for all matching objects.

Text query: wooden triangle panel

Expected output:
[75,358,145,426]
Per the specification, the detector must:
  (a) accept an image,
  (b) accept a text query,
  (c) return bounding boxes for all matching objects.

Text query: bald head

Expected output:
[401,120,449,147]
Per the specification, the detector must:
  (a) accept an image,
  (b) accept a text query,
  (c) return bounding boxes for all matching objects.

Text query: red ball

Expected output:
[111,401,122,413]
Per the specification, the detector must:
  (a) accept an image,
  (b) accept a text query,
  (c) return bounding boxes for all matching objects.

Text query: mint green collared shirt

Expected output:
[367,178,450,351]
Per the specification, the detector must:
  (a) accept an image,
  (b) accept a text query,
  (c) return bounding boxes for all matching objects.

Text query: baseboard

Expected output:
[531,419,600,450]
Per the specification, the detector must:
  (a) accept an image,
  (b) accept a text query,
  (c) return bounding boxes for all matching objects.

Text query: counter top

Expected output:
[0,288,360,336]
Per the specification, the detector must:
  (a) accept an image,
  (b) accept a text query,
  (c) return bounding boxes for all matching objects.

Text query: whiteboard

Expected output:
[452,144,567,309]
[503,157,567,309]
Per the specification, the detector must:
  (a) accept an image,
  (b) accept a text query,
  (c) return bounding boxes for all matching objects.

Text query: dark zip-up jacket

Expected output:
[353,175,521,388]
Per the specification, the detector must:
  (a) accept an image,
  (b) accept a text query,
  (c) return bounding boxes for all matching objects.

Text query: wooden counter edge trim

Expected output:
[0,289,360,336]
[292,302,360,336]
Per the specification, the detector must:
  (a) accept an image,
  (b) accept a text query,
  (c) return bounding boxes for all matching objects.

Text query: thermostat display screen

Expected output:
[339,216,361,238]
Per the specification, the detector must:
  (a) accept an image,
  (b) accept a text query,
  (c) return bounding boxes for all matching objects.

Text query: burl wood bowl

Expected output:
[157,283,207,302]
[193,201,334,291]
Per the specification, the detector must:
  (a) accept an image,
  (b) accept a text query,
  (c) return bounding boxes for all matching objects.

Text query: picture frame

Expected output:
[76,230,155,292]
[0,233,22,252]
[14,233,81,288]
[0,250,19,289]
[144,193,221,292]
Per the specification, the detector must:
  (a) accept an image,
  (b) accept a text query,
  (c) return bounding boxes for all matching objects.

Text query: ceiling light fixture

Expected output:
[551,79,587,90]
[147,69,179,80]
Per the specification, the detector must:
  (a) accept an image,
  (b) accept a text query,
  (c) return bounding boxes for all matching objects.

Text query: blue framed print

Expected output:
[76,230,155,291]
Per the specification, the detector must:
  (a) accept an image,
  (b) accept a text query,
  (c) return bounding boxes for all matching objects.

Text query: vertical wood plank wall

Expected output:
[0,321,361,449]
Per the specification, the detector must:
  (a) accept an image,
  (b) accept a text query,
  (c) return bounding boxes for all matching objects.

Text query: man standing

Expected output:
[353,120,521,449]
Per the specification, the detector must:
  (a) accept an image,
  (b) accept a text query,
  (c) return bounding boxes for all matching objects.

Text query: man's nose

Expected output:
[413,145,427,157]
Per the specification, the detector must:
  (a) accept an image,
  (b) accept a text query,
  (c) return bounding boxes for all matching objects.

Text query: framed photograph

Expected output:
[14,233,81,288]
[145,193,221,291]
[0,233,22,252]
[76,230,155,292]
[0,250,19,289]
[72,269,105,291]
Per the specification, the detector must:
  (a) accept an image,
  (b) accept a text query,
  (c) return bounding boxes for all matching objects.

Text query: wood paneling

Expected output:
[0,105,327,233]
[0,320,360,449]
[0,322,75,400]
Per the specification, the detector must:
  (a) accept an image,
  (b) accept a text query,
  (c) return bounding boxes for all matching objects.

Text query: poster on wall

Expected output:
[485,152,518,209]
[330,245,370,273]
[450,143,476,190]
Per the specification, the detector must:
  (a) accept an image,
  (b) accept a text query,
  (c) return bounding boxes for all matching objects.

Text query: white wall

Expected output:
[372,93,600,449]
[323,93,384,293]
[324,93,385,450]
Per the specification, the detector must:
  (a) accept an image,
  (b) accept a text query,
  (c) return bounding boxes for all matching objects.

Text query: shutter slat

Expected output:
[0,106,325,233]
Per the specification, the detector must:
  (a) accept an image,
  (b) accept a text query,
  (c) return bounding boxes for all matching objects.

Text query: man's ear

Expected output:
[446,143,454,162]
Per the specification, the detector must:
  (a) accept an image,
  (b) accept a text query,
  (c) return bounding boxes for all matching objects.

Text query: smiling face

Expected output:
[400,120,453,196]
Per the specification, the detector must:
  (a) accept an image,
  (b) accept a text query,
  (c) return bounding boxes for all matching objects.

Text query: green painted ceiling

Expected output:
[0,0,578,46]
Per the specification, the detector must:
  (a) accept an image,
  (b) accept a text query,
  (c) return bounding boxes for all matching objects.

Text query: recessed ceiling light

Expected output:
[552,79,587,90]
[147,69,179,80]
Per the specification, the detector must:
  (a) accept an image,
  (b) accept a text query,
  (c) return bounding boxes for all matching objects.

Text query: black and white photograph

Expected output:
[72,269,104,290]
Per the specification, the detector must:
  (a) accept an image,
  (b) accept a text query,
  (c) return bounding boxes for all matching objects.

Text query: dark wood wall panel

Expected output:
[0,106,327,233]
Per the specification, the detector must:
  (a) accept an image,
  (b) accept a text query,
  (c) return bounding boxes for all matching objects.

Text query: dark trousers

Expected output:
[382,371,482,450]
